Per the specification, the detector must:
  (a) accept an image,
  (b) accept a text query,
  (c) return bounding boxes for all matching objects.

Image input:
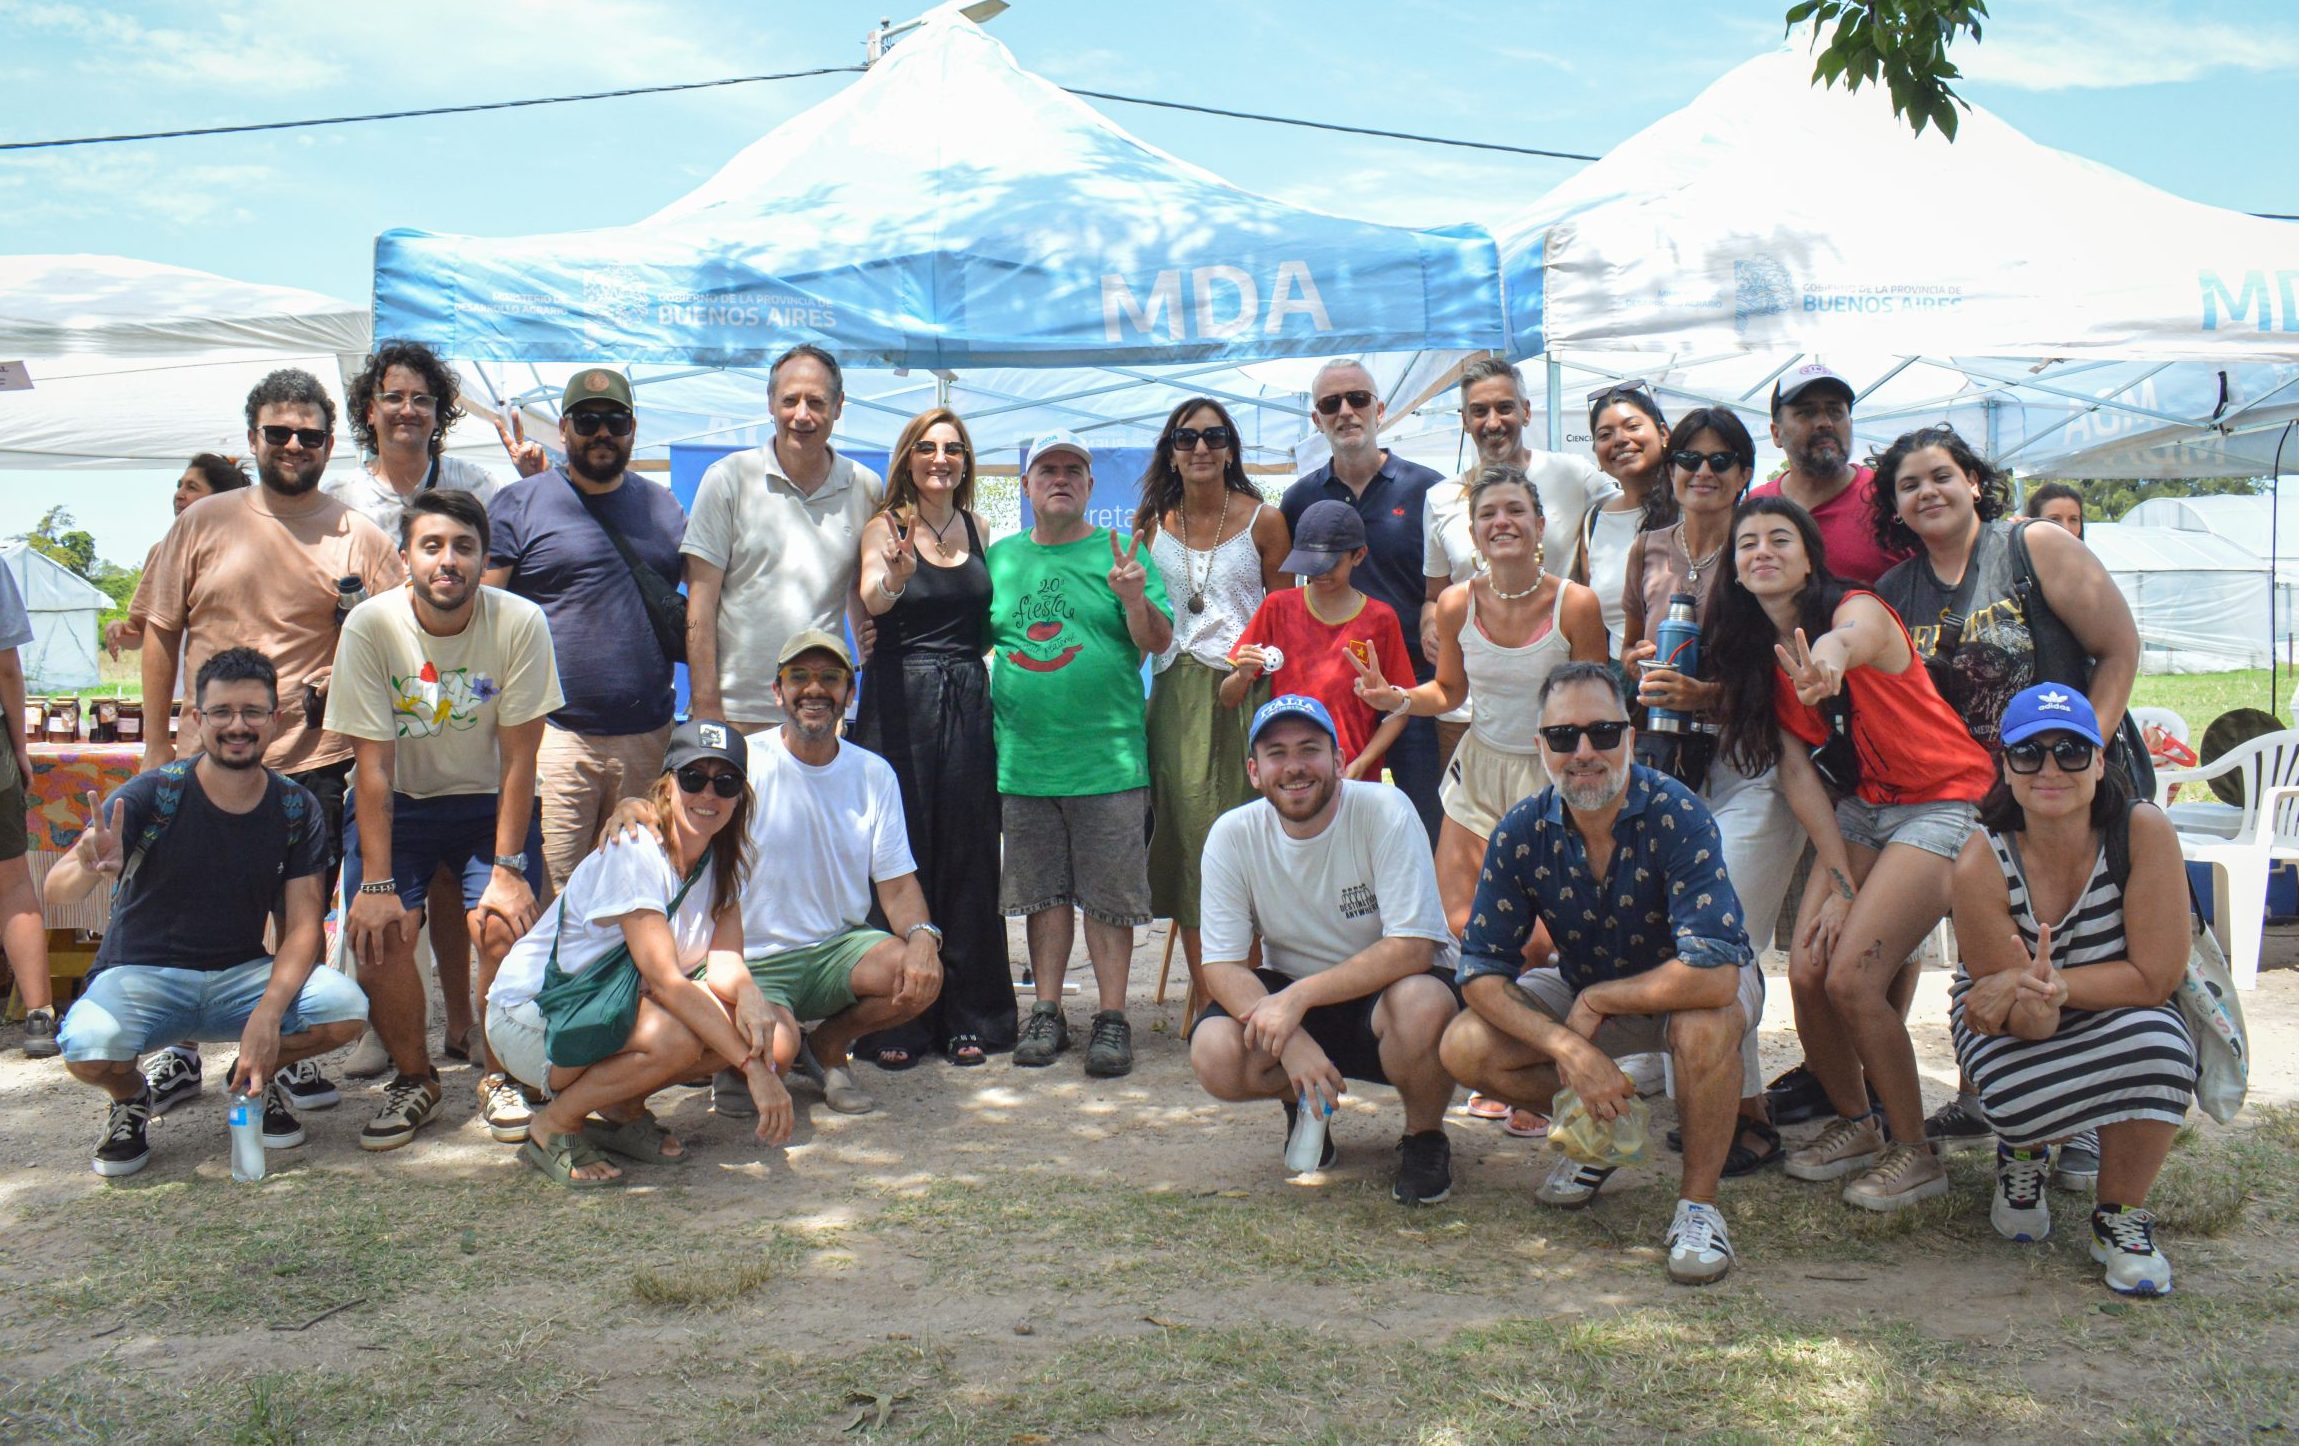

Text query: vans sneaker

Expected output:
[1924,1097,1993,1151]
[142,1046,202,1117]
[261,1079,307,1150]
[274,1057,340,1111]
[92,1090,153,1178]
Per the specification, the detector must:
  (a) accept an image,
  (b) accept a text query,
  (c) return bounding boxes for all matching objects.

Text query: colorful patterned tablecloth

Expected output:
[25,744,139,932]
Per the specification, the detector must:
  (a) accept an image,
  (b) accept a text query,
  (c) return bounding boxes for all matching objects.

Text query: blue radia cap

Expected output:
[1249,693,1338,747]
[1999,683,2103,747]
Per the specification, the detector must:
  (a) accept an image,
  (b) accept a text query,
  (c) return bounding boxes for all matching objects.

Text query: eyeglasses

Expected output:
[198,705,275,726]
[2004,737,2096,774]
[778,666,850,689]
[1313,390,1375,416]
[675,764,745,798]
[1172,425,1235,451]
[567,409,635,437]
[1538,721,1630,753]
[1586,379,1654,407]
[379,391,438,413]
[1670,450,1745,475]
[910,440,969,458]
[258,425,329,449]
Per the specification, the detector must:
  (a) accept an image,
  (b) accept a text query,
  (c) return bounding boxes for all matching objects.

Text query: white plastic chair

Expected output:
[2154,729,2299,989]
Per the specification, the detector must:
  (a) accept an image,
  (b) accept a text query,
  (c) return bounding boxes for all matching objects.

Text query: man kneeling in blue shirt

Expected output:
[1438,661,1758,1285]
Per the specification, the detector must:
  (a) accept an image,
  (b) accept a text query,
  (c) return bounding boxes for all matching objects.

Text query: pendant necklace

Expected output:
[1676,524,1725,587]
[1181,487,1231,615]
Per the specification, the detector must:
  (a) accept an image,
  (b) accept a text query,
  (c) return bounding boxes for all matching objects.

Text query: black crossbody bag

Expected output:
[569,477,688,664]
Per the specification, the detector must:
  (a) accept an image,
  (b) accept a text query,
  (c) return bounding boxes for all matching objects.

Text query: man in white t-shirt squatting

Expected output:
[1189,694,1463,1207]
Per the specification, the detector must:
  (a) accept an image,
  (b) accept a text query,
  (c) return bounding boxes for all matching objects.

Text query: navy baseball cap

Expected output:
[1999,684,2103,747]
[1282,499,1369,577]
[663,718,750,776]
[1249,693,1338,747]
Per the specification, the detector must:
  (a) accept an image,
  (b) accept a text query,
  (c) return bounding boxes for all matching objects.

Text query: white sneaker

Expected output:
[1620,1052,1668,1098]
[1533,1153,1616,1209]
[1665,1199,1735,1285]
[2091,1206,2173,1296]
[1991,1146,2052,1242]
[478,1074,532,1144]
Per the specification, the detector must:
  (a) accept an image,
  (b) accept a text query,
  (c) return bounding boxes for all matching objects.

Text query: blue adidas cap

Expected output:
[1249,693,1337,747]
[1999,683,2103,748]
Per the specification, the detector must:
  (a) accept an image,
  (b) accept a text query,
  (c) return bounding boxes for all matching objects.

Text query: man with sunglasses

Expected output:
[484,370,687,895]
[1438,662,1758,1285]
[1745,363,1909,587]
[1280,359,1447,843]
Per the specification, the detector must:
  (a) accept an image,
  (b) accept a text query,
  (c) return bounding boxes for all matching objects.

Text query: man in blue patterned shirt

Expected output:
[1438,662,1759,1285]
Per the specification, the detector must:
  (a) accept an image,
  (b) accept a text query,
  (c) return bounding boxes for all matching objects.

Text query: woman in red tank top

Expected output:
[1705,495,1992,1216]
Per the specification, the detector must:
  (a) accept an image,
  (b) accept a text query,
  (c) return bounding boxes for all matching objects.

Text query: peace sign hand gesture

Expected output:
[1346,641,1408,713]
[74,790,127,877]
[1774,627,1844,706]
[1107,528,1149,604]
[493,412,549,477]
[881,519,918,592]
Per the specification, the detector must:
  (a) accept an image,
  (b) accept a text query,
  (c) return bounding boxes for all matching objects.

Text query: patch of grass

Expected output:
[630,1250,782,1310]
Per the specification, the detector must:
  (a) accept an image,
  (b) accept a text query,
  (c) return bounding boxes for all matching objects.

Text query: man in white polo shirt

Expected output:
[1189,694,1462,1207]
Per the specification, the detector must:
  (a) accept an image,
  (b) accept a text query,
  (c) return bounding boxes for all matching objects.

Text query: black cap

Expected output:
[663,718,748,777]
[1282,499,1370,577]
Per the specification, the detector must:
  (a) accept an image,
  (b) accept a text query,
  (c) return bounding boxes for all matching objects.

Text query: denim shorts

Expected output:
[1834,797,1979,862]
[998,788,1152,927]
[341,791,545,912]
[57,957,369,1062]
[486,996,552,1095]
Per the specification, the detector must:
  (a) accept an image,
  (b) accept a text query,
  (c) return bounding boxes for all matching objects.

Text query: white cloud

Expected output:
[1958,0,2299,90]
[0,151,277,228]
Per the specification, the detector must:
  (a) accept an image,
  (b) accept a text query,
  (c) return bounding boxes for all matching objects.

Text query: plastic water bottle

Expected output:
[1647,592,1701,734]
[228,1090,267,1183]
[1284,1093,1332,1173]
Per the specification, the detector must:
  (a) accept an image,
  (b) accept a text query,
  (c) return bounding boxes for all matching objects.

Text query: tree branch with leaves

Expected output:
[1788,0,1988,140]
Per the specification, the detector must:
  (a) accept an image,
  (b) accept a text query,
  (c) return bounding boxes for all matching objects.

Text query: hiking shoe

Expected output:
[142,1046,202,1117]
[712,1067,757,1118]
[1281,1099,1339,1170]
[1785,1114,1885,1182]
[92,1090,152,1178]
[1533,1154,1615,1209]
[1620,1052,1667,1098]
[1763,1062,1831,1125]
[1842,1141,1950,1211]
[1991,1145,2052,1242]
[1925,1097,1993,1151]
[478,1073,532,1143]
[1665,1200,1735,1285]
[21,1006,59,1059]
[341,1026,391,1080]
[1084,1011,1133,1078]
[274,1057,340,1111]
[358,1072,442,1152]
[1013,1001,1069,1067]
[1393,1130,1453,1206]
[2091,1205,2173,1297]
[2053,1131,2101,1192]
[261,1079,307,1150]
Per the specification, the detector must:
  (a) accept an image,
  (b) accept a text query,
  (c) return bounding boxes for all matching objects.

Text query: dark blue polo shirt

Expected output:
[1279,452,1446,679]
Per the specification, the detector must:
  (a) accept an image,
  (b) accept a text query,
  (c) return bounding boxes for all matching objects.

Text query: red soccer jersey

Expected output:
[1233,587,1412,767]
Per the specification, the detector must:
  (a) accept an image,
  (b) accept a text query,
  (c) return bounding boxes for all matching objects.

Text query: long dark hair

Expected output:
[1134,397,1257,539]
[1867,423,2013,554]
[1587,387,1678,532]
[1978,745,2134,836]
[647,770,754,924]
[1706,495,1849,774]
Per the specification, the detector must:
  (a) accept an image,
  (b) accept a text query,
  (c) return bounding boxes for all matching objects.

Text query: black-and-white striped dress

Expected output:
[1949,828,2195,1147]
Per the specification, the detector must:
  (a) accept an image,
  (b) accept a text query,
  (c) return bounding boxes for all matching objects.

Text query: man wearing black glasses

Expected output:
[1438,661,1759,1286]
[1279,359,1447,844]
[483,370,687,896]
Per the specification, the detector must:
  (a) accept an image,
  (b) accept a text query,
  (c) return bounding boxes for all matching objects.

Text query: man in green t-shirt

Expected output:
[987,430,1173,1078]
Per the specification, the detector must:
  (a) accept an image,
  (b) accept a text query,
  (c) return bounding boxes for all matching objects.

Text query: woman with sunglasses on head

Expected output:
[1707,495,1994,1212]
[849,407,1012,1068]
[1134,399,1292,1006]
[486,720,791,1187]
[1572,383,1675,662]
[1948,684,2191,1295]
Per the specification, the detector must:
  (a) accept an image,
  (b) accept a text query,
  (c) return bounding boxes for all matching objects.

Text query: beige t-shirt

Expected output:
[325,586,564,799]
[133,488,406,773]
[679,445,882,722]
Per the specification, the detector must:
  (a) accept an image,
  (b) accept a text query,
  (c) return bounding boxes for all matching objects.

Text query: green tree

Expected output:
[2060,476,2263,524]
[1787,0,1989,139]
[18,505,98,578]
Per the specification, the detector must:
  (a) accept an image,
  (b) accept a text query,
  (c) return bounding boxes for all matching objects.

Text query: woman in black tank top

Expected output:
[850,408,1012,1066]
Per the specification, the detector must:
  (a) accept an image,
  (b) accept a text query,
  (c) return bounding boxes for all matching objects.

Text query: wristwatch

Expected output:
[905,922,943,946]
[492,854,529,872]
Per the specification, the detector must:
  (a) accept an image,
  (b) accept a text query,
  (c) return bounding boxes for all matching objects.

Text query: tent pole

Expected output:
[1546,353,1562,452]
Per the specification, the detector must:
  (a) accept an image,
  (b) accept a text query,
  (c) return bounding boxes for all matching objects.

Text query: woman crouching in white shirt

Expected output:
[487,720,795,1186]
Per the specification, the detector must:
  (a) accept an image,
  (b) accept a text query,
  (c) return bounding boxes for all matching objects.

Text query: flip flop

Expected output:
[1464,1093,1510,1121]
[519,1132,624,1189]
[946,1034,988,1067]
[873,1047,922,1072]
[580,1110,690,1165]
[1504,1109,1550,1139]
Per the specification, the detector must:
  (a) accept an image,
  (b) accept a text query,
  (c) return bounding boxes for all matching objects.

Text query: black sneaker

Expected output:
[22,1006,59,1059]
[93,1090,152,1178]
[1393,1130,1454,1206]
[142,1046,202,1117]
[1763,1063,1831,1125]
[1925,1098,1993,1151]
[273,1057,340,1111]
[1281,1099,1339,1170]
[1013,1001,1069,1067]
[261,1080,307,1149]
[1083,1011,1133,1078]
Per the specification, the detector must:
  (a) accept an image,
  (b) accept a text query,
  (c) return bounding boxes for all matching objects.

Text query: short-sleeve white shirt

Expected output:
[739,730,915,957]
[489,831,722,1009]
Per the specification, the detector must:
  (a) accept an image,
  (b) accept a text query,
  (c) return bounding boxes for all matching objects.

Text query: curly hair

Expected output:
[883,407,977,519]
[1132,397,1257,539]
[1705,495,1850,775]
[243,368,336,436]
[1866,423,2012,554]
[346,340,464,458]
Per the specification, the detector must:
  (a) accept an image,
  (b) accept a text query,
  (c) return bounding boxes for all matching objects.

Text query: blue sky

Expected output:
[3,0,2295,563]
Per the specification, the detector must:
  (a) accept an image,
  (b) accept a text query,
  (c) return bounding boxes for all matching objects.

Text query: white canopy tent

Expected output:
[0,542,110,691]
[2080,522,2291,673]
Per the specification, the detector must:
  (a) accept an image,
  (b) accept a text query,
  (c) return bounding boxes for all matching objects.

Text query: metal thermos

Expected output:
[1648,593,1701,735]
[333,575,367,628]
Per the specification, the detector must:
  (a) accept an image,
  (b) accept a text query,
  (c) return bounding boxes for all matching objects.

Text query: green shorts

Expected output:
[739,926,890,1023]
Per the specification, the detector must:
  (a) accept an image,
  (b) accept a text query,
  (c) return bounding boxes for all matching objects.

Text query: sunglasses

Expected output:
[1671,450,1744,476]
[1586,379,1654,407]
[567,409,636,437]
[1172,425,1235,451]
[675,764,744,798]
[258,425,329,449]
[1538,721,1630,753]
[1313,390,1376,416]
[910,440,968,458]
[2004,737,2096,775]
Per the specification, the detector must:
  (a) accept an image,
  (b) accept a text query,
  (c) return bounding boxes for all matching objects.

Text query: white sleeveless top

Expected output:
[1150,507,1267,674]
[1461,580,1572,754]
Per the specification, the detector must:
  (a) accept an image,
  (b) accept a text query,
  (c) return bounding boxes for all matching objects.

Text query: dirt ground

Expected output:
[3,926,2297,1443]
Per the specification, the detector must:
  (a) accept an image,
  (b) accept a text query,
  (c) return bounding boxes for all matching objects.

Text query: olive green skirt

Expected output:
[1146,656,1265,927]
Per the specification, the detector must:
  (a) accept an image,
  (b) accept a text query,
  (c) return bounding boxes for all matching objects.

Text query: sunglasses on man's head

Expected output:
[1313,390,1375,416]
[2004,738,2096,775]
[1538,721,1630,753]
[1670,450,1744,476]
[675,765,744,798]
[567,409,635,437]
[259,425,329,449]
[1172,425,1234,451]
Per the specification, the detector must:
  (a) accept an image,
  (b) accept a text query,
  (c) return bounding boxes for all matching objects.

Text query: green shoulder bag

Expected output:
[534,848,711,1069]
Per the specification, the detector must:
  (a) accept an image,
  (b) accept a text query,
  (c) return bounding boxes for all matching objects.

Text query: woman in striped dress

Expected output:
[1950,683,2194,1296]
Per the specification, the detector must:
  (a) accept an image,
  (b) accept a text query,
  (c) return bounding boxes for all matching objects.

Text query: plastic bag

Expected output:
[1548,1088,1651,1168]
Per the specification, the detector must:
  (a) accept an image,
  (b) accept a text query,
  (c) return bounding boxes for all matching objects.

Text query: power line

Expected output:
[1064,88,1599,162]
